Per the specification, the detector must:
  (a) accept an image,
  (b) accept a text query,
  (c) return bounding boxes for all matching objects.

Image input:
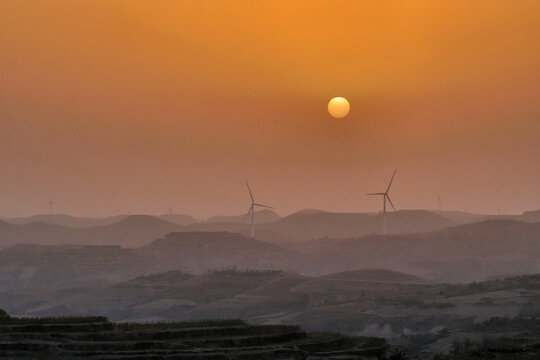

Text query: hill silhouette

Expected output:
[259,210,456,242]
[6,214,128,228]
[204,209,280,224]
[434,210,485,224]
[140,232,309,274]
[158,213,198,225]
[482,208,540,223]
[1,209,476,247]
[0,215,183,248]
[293,219,540,281]
[7,213,198,227]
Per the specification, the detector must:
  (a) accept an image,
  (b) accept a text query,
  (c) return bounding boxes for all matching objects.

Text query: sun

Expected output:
[328,97,350,118]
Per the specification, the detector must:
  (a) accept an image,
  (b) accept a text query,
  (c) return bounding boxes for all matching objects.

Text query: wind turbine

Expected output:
[245,181,274,238]
[368,170,398,235]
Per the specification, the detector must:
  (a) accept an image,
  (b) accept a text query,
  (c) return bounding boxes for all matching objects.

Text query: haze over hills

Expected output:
[482,209,540,223]
[5,213,198,227]
[0,215,183,248]
[157,213,198,225]
[3,217,539,285]
[1,215,540,352]
[5,214,128,228]
[140,232,310,274]
[3,267,539,349]
[1,209,478,247]
[290,208,330,215]
[433,210,486,224]
[257,210,458,242]
[203,209,280,224]
[0,243,153,289]
[291,219,540,281]
[3,209,540,251]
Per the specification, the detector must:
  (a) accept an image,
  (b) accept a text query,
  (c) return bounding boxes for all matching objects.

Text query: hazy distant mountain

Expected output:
[179,209,459,243]
[292,209,329,215]
[521,209,540,222]
[434,210,486,224]
[260,210,456,242]
[0,243,153,289]
[140,231,308,274]
[184,222,250,233]
[0,215,183,248]
[0,220,72,248]
[158,214,198,225]
[76,215,184,247]
[482,209,540,223]
[294,219,540,281]
[6,214,128,228]
[204,209,280,224]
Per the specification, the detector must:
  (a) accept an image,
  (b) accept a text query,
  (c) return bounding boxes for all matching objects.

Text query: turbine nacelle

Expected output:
[244,181,274,238]
[367,170,398,234]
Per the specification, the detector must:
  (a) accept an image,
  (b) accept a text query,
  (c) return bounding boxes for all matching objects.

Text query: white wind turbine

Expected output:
[245,181,274,238]
[368,170,398,235]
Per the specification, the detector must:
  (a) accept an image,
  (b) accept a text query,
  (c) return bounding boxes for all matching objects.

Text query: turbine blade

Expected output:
[243,206,254,223]
[386,169,397,193]
[386,195,398,214]
[254,203,275,209]
[246,180,254,202]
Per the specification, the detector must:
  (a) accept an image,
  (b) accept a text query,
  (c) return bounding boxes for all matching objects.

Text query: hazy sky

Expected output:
[1,0,539,218]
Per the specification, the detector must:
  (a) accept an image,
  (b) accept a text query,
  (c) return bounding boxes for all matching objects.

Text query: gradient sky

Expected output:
[1,0,539,218]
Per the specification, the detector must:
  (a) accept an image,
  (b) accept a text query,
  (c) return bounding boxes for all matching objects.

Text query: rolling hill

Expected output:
[0,215,183,248]
[259,210,457,242]
[292,219,540,281]
[6,214,128,228]
[204,209,280,224]
[157,213,198,225]
[139,231,310,274]
[6,212,198,227]
[482,209,540,223]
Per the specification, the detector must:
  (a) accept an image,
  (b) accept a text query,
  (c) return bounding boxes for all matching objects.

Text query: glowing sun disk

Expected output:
[328,97,350,118]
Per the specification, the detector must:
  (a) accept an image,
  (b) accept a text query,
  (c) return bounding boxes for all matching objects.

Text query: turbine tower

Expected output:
[245,181,274,238]
[368,170,398,235]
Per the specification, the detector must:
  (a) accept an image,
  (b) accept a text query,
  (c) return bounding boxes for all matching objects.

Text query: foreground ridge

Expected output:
[0,310,388,359]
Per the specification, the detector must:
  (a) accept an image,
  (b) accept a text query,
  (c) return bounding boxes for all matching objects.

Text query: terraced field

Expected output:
[0,310,388,359]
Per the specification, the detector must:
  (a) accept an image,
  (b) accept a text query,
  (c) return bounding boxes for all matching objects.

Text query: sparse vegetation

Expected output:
[115,319,246,330]
[0,314,107,324]
[468,316,540,332]
[379,297,455,309]
[207,267,284,276]
[0,310,389,359]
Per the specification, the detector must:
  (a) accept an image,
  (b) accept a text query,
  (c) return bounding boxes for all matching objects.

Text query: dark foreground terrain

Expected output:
[1,310,539,359]
[0,309,390,359]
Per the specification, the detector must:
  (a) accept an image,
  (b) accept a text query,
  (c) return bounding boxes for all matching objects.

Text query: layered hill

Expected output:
[6,214,128,228]
[6,213,198,227]
[1,209,474,247]
[293,220,540,281]
[0,243,155,289]
[259,210,456,242]
[140,232,309,274]
[0,215,183,248]
[158,213,198,225]
[482,208,540,223]
[204,209,280,224]
[4,269,540,347]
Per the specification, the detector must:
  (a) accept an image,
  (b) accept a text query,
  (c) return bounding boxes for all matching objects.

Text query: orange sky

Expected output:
[1,0,539,217]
